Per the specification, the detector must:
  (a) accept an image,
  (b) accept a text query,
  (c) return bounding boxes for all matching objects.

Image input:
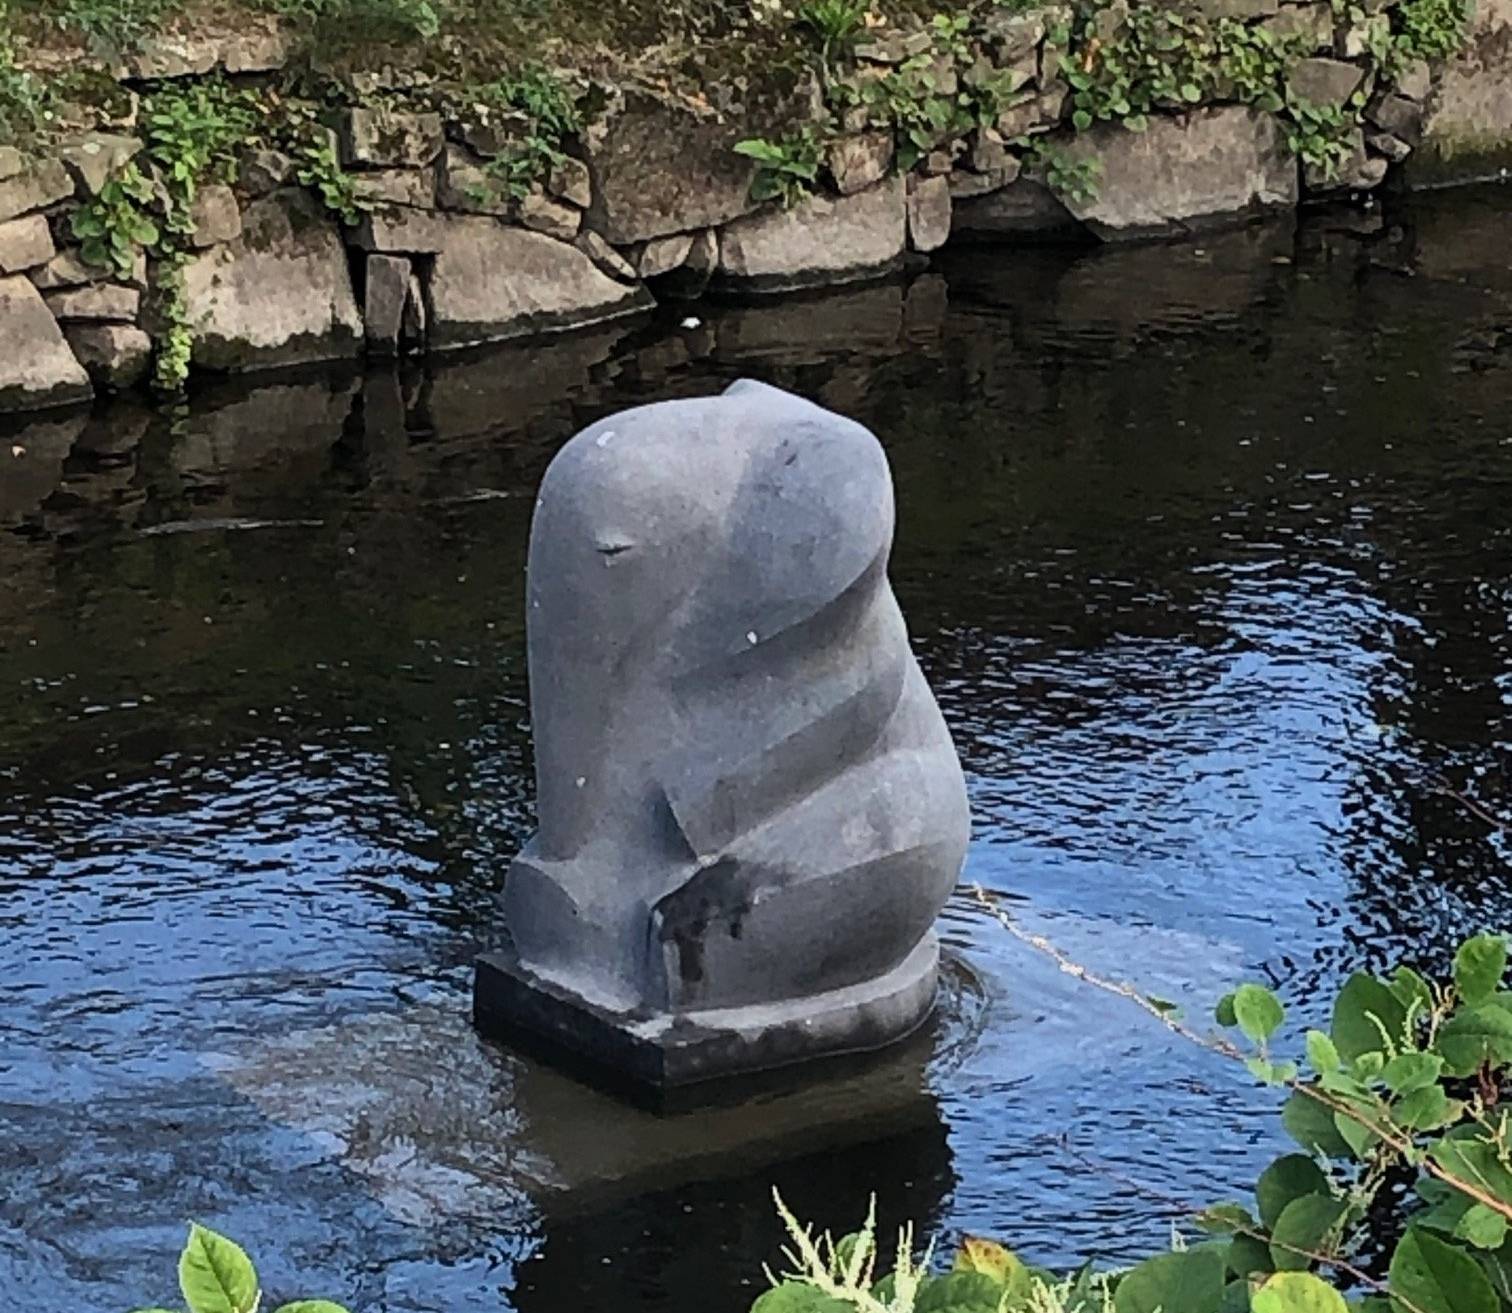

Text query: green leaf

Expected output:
[1331,973,1407,1063]
[1218,1280,1251,1313]
[1389,1227,1499,1313]
[1198,1204,1258,1236]
[1389,966,1434,1016]
[916,1270,1004,1311]
[1282,1090,1352,1157]
[1455,937,1508,1006]
[178,1224,259,1313]
[1454,1205,1509,1251]
[1394,1084,1458,1132]
[1429,1139,1512,1207]
[1217,993,1239,1027]
[1235,985,1286,1045]
[1333,1104,1381,1159]
[1435,1004,1512,1077]
[1382,1052,1443,1095]
[1306,1031,1341,1074]
[1072,108,1093,130]
[1270,1194,1347,1271]
[1257,1155,1329,1230]
[1227,1232,1275,1280]
[1252,1272,1348,1313]
[751,1285,852,1313]
[1113,1248,1225,1313]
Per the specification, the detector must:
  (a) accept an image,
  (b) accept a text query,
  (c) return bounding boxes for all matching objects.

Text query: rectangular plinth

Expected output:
[472,935,941,1107]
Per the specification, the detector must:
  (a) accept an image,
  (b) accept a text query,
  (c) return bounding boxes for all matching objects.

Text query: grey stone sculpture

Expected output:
[473,379,970,1093]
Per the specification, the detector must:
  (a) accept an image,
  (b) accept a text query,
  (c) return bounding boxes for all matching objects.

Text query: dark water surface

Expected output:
[2,188,1511,1312]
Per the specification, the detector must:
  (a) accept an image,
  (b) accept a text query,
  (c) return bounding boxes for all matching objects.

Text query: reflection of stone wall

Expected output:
[1412,0,1512,184]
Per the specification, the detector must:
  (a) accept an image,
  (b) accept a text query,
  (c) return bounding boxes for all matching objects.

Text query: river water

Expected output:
[1,187,1509,1313]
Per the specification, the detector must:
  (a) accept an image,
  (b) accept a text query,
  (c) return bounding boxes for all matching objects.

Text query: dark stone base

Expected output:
[472,935,940,1105]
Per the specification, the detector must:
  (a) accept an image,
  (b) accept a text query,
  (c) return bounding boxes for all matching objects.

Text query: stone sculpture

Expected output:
[473,379,970,1092]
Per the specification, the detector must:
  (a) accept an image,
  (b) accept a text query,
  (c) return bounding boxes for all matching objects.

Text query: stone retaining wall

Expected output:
[1,0,1509,417]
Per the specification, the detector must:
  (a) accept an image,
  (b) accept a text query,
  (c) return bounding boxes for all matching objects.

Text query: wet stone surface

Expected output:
[1,186,1511,1312]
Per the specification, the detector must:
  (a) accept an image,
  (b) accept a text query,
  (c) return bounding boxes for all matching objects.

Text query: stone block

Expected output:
[0,275,92,412]
[239,148,295,198]
[547,156,592,209]
[57,134,142,197]
[364,253,412,356]
[1367,131,1412,162]
[1259,4,1335,51]
[425,215,651,348]
[63,323,152,389]
[981,9,1045,61]
[339,108,445,169]
[0,214,54,273]
[1395,59,1431,102]
[352,168,436,209]
[0,158,75,225]
[1287,57,1368,108]
[717,176,906,291]
[122,32,217,79]
[182,189,362,370]
[966,127,1012,175]
[997,85,1069,138]
[1190,0,1278,15]
[575,229,638,282]
[520,190,582,242]
[354,206,456,253]
[635,232,694,279]
[826,132,895,196]
[656,228,718,300]
[437,145,508,216]
[45,283,140,322]
[1369,92,1425,143]
[906,175,952,252]
[188,183,242,248]
[854,29,933,62]
[585,80,819,245]
[220,23,288,73]
[948,162,1022,199]
[1061,108,1298,239]
[0,147,22,182]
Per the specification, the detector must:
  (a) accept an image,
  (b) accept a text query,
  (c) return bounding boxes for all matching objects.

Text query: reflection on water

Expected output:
[2,186,1511,1312]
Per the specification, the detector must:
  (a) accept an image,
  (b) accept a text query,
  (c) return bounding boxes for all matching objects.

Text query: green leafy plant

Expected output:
[751,926,1512,1313]
[1021,137,1101,204]
[70,162,159,279]
[1283,97,1358,179]
[0,28,52,140]
[130,1221,349,1313]
[267,0,442,39]
[1393,0,1468,62]
[9,0,181,54]
[736,130,824,208]
[797,0,870,65]
[466,65,582,203]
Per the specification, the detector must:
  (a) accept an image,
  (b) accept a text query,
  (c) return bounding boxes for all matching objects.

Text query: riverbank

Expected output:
[1,0,1508,416]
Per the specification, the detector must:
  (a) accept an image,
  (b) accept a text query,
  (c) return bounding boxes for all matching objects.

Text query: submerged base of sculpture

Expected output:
[473,933,941,1099]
